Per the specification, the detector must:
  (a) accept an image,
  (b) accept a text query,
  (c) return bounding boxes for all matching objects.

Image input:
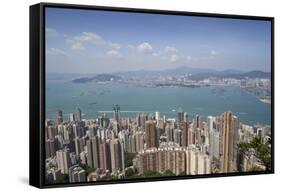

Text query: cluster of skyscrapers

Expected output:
[45,105,270,183]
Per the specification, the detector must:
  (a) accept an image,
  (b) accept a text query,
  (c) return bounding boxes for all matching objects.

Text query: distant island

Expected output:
[72,74,122,83]
[70,67,270,85]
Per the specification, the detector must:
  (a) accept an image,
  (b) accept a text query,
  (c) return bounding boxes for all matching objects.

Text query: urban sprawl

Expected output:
[45,105,271,184]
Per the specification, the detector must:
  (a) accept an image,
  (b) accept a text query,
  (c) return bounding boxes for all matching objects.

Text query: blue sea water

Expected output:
[46,79,271,126]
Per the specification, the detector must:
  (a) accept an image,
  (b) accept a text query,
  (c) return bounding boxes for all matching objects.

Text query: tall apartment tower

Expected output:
[135,131,144,152]
[181,121,189,147]
[55,110,63,125]
[113,104,121,123]
[56,149,70,174]
[99,141,111,172]
[110,139,124,172]
[145,120,158,149]
[69,113,75,122]
[155,111,160,125]
[86,136,100,169]
[68,165,86,183]
[75,107,82,122]
[177,108,184,123]
[220,111,239,173]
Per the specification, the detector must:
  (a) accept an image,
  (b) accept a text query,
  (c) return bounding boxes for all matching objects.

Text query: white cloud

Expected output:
[152,53,159,57]
[169,54,179,63]
[46,48,68,57]
[68,41,85,50]
[210,50,218,56]
[108,42,121,50]
[66,32,103,50]
[165,46,177,53]
[66,32,121,51]
[106,50,122,58]
[46,28,59,37]
[74,32,103,43]
[137,42,153,54]
[46,28,67,38]
[186,55,192,61]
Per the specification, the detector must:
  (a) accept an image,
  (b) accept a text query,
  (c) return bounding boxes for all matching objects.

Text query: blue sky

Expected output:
[45,7,271,74]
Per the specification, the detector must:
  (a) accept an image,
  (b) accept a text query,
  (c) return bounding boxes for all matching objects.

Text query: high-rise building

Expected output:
[173,129,182,146]
[188,127,196,145]
[46,125,57,140]
[197,153,209,175]
[99,113,110,128]
[181,122,189,147]
[74,137,83,155]
[69,113,75,122]
[110,139,124,172]
[56,149,70,174]
[112,121,120,137]
[118,130,129,152]
[186,146,197,175]
[165,125,172,142]
[155,111,160,124]
[167,150,176,173]
[135,131,144,152]
[46,139,56,158]
[177,108,184,123]
[120,140,125,172]
[80,151,87,165]
[113,105,121,123]
[208,116,220,160]
[138,153,147,175]
[184,112,188,123]
[86,137,100,169]
[220,112,239,173]
[145,120,158,149]
[69,165,86,183]
[186,145,210,175]
[148,151,157,172]
[157,149,166,173]
[91,137,100,169]
[55,110,63,125]
[175,150,186,175]
[73,124,85,138]
[99,142,111,172]
[194,115,203,129]
[75,107,82,122]
[128,134,136,153]
[140,113,147,130]
[88,126,97,138]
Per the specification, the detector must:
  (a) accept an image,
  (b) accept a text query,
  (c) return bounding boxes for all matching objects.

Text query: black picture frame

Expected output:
[30,2,275,189]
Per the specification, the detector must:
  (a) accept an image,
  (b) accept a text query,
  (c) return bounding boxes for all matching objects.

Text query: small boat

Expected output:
[89,102,97,106]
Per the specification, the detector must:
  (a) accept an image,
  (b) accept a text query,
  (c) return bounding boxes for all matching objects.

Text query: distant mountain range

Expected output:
[115,66,218,77]
[50,66,270,83]
[188,70,271,80]
[115,66,270,80]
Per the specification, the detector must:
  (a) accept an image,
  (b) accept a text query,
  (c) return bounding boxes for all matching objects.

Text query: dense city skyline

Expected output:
[45,106,271,184]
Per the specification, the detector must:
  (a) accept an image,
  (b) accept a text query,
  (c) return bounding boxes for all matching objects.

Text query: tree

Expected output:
[163,170,175,176]
[237,135,271,171]
[143,170,162,178]
[124,152,136,167]
[79,163,96,176]
[126,168,135,177]
[55,174,69,184]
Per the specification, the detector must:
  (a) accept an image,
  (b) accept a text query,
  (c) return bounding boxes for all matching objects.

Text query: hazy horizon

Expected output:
[46,8,271,74]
